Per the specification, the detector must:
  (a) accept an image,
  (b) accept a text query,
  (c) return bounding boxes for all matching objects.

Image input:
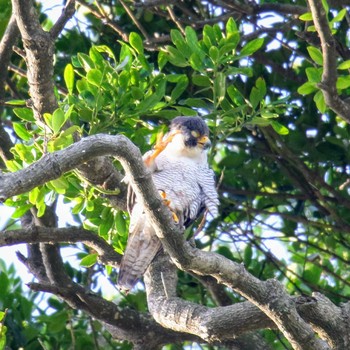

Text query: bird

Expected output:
[117,116,219,293]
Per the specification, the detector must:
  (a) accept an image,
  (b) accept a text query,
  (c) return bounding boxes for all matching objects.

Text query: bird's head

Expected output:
[165,116,211,158]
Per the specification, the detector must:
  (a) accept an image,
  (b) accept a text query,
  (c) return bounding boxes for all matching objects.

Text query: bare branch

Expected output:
[50,0,76,39]
[76,0,129,41]
[28,281,195,348]
[0,15,19,98]
[307,0,350,123]
[1,226,121,267]
[12,0,57,117]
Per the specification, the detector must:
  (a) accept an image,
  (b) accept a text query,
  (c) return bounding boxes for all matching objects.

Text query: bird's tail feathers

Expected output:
[117,215,161,293]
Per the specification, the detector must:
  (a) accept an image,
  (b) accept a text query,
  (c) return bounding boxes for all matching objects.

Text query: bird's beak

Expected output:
[197,135,211,149]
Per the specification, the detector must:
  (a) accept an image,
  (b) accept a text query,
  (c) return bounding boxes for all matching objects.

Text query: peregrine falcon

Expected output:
[117,116,219,293]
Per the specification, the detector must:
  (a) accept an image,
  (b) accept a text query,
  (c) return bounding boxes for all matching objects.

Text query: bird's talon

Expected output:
[159,190,179,223]
[172,212,179,224]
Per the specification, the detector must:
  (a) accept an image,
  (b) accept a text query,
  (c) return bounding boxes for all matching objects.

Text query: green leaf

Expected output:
[49,177,69,194]
[13,108,35,122]
[64,63,74,94]
[115,211,126,236]
[164,46,188,67]
[184,98,208,108]
[89,46,104,65]
[297,81,317,95]
[226,17,238,35]
[189,52,204,71]
[11,204,33,218]
[29,187,40,204]
[43,112,53,131]
[214,72,226,106]
[336,76,350,90]
[80,253,98,268]
[174,106,197,116]
[94,45,116,62]
[158,51,168,70]
[261,112,279,119]
[240,38,264,57]
[5,99,25,106]
[249,77,266,109]
[171,29,191,58]
[192,74,210,87]
[299,12,313,21]
[36,202,46,217]
[226,66,253,77]
[307,46,323,65]
[338,60,350,70]
[314,90,326,113]
[86,68,103,87]
[185,26,199,50]
[209,46,219,62]
[271,120,289,135]
[321,0,329,13]
[171,76,188,101]
[305,67,322,83]
[77,53,95,71]
[227,85,245,105]
[304,264,322,284]
[13,122,31,141]
[52,108,65,134]
[129,32,144,55]
[219,41,239,58]
[331,8,346,24]
[203,24,216,48]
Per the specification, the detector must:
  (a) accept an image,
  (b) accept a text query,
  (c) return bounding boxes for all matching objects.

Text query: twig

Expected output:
[50,0,76,39]
[166,5,185,35]
[76,0,129,41]
[119,0,150,41]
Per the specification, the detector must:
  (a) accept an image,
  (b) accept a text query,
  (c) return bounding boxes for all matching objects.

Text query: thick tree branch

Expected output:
[1,226,121,267]
[12,0,57,117]
[28,280,196,349]
[0,132,338,349]
[144,252,275,345]
[307,0,350,123]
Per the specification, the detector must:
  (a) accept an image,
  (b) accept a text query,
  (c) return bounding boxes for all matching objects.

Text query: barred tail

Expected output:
[117,212,161,293]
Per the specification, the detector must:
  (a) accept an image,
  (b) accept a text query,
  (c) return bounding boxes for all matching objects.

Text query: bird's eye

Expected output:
[191,130,200,138]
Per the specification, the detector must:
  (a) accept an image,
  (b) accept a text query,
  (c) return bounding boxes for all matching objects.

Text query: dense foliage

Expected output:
[1,0,350,349]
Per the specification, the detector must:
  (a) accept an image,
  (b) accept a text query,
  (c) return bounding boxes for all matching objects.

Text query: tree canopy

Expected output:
[1,0,350,349]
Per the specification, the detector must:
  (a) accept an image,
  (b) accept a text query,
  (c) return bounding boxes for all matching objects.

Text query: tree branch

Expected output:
[50,0,76,39]
[307,0,350,123]
[0,132,337,349]
[0,14,19,99]
[12,0,57,117]
[1,226,121,267]
[28,281,196,349]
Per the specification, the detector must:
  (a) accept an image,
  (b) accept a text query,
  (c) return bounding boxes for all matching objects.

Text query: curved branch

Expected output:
[0,132,335,349]
[28,281,197,349]
[144,253,276,342]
